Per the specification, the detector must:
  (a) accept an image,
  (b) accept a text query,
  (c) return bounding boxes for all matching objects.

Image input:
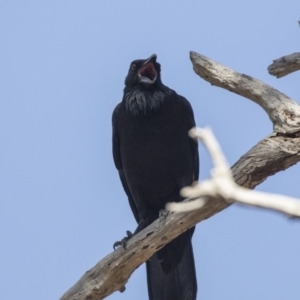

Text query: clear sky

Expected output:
[1,1,300,299]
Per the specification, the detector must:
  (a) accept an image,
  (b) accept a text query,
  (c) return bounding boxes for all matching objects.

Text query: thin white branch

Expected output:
[268,52,300,78]
[168,128,300,217]
[59,52,300,300]
[190,127,230,174]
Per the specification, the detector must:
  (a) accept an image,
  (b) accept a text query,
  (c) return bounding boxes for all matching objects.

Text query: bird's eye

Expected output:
[131,64,136,71]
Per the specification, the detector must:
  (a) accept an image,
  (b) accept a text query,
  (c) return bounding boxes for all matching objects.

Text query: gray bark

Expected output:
[59,52,300,300]
[268,52,300,78]
[190,51,300,134]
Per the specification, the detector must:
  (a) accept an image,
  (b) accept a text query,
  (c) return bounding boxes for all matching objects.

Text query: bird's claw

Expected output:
[113,230,133,250]
[159,208,169,219]
[113,219,147,250]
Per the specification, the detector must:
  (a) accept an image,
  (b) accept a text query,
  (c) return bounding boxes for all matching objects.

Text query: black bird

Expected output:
[112,54,199,300]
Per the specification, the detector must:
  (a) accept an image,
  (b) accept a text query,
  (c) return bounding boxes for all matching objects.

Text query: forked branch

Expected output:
[190,51,300,134]
[167,127,300,217]
[59,52,300,300]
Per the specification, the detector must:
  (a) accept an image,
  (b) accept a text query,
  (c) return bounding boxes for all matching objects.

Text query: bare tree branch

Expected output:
[189,51,300,134]
[268,52,300,78]
[59,52,300,300]
[167,127,300,217]
[59,134,300,300]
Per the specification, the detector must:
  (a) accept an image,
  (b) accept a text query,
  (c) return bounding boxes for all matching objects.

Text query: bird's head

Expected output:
[125,54,161,88]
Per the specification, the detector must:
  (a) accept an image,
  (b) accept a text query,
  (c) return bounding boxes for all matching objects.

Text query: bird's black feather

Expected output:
[112,54,199,300]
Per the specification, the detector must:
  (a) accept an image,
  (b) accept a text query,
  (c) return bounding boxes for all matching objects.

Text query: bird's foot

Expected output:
[113,230,133,250]
[113,219,148,250]
[159,208,170,220]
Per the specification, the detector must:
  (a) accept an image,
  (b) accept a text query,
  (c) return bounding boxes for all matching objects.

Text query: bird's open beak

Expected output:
[143,54,157,66]
[138,54,157,84]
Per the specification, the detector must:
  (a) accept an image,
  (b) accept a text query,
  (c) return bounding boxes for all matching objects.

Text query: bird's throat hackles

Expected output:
[124,86,169,115]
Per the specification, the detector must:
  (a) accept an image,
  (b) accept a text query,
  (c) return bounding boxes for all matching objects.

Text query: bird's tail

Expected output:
[146,229,197,300]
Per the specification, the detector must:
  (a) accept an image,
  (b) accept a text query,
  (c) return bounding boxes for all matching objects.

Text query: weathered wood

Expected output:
[268,52,300,78]
[59,134,300,300]
[190,51,300,135]
[59,52,300,300]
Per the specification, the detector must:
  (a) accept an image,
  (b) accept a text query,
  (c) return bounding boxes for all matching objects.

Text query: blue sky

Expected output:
[1,1,300,299]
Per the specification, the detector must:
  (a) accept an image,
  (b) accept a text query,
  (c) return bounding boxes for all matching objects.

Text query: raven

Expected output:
[112,54,199,300]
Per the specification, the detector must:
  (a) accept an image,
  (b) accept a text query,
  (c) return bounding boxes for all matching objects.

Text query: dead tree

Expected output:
[59,51,300,300]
